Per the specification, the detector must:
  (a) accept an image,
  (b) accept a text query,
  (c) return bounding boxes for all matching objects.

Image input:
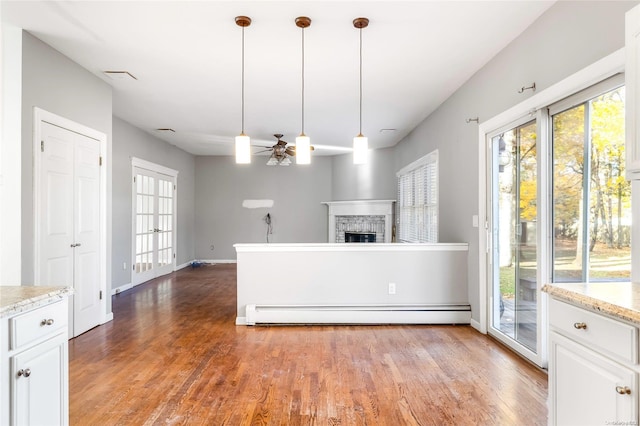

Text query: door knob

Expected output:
[616,386,631,395]
[17,369,31,378]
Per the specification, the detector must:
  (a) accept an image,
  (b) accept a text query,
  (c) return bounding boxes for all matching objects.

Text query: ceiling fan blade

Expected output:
[285,148,296,156]
[254,149,272,154]
[310,146,315,151]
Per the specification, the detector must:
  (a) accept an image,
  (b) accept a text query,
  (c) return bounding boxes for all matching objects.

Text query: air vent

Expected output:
[156,128,175,132]
[103,71,137,81]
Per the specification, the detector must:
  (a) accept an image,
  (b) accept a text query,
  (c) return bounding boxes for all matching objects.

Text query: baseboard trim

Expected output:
[103,312,114,323]
[175,261,193,270]
[111,283,132,296]
[470,318,483,333]
[197,259,237,264]
[236,316,247,325]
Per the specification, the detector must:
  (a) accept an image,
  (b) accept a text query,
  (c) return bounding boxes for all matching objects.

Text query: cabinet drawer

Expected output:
[10,300,67,350]
[549,298,638,364]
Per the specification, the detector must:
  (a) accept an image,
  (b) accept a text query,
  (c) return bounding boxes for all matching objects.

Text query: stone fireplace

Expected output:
[322,200,395,243]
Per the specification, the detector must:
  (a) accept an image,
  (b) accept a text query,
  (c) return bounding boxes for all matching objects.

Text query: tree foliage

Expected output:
[552,87,629,250]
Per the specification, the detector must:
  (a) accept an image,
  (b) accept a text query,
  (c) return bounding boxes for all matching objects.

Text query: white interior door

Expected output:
[132,165,176,286]
[38,121,102,337]
[72,133,102,336]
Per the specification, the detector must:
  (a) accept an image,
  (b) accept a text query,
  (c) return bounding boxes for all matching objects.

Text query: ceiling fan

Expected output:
[257,134,315,166]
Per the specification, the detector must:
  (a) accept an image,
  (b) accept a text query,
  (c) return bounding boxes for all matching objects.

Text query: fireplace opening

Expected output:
[345,232,376,243]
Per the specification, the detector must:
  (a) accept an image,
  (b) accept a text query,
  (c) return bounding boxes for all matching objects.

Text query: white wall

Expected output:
[111,117,196,288]
[392,0,638,323]
[0,26,22,285]
[194,156,332,260]
[20,32,113,314]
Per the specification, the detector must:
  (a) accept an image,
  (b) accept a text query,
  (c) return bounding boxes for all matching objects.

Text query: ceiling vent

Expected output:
[103,71,137,81]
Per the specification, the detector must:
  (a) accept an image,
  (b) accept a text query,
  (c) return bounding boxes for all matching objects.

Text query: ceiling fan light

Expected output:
[281,156,292,166]
[353,135,368,165]
[235,134,251,164]
[266,156,278,166]
[296,135,311,165]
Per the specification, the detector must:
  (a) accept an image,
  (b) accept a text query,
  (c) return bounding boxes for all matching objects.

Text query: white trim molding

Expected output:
[131,156,178,178]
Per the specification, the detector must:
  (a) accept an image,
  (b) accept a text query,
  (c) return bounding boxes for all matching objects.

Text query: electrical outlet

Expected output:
[123,262,127,270]
[388,283,396,295]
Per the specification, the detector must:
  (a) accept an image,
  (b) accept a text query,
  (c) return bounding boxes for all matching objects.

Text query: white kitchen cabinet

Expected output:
[551,333,636,425]
[626,4,640,178]
[1,297,69,426]
[548,297,639,425]
[12,333,67,425]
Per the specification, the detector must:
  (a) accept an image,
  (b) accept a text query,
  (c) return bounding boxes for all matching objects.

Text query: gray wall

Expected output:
[331,147,397,201]
[393,0,638,323]
[195,156,332,260]
[112,117,196,288]
[20,32,113,306]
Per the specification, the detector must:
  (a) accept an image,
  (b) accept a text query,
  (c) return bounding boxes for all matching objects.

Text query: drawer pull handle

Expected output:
[17,369,31,378]
[616,386,632,395]
[40,318,54,326]
[573,322,587,330]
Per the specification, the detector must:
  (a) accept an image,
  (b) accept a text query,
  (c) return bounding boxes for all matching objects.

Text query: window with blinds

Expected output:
[396,150,438,243]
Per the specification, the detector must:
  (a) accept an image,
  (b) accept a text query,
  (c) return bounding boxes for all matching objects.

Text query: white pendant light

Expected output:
[353,17,369,165]
[235,16,251,164]
[295,17,312,165]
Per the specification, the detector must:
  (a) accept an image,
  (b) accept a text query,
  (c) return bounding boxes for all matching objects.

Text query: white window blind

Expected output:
[396,150,438,243]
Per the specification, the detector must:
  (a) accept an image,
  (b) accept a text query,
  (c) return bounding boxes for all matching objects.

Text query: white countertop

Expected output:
[0,286,73,318]
[234,242,469,252]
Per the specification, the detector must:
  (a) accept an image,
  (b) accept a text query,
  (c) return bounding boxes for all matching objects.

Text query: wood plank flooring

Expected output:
[69,264,548,425]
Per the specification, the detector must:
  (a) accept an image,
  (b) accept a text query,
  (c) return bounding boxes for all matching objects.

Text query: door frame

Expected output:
[477,49,623,367]
[130,157,178,286]
[33,107,108,325]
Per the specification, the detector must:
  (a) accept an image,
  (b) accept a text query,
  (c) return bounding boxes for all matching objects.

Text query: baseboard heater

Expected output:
[243,304,471,326]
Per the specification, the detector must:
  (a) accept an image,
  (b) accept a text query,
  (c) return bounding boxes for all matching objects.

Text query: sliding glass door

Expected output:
[551,84,630,283]
[489,120,538,356]
[485,75,628,366]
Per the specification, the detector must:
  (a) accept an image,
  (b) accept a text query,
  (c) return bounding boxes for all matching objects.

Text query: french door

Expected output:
[132,163,177,286]
[488,118,542,363]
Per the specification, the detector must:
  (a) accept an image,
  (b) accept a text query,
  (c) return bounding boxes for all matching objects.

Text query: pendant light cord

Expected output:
[359,27,363,136]
[301,26,305,135]
[241,25,245,134]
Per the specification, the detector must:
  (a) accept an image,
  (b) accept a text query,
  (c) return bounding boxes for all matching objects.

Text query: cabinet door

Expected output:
[12,333,68,426]
[550,332,637,426]
[626,4,640,178]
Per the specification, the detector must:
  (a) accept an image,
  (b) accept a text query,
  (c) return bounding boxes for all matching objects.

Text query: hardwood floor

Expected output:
[69,264,548,425]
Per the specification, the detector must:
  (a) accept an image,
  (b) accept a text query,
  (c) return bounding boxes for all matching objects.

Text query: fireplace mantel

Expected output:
[322,200,395,243]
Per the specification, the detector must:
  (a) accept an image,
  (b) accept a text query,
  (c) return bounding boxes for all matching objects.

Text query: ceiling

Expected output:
[2,1,555,157]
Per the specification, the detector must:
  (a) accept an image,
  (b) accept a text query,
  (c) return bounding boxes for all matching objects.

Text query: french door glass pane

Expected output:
[552,86,630,282]
[492,120,537,353]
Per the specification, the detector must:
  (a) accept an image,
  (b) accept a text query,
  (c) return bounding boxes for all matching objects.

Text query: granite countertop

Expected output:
[542,282,640,325]
[0,286,74,318]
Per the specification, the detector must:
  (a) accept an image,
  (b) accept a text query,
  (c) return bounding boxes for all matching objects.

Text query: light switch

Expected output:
[472,215,479,228]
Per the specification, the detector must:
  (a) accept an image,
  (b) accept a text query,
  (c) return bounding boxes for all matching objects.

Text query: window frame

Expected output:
[396,149,439,243]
